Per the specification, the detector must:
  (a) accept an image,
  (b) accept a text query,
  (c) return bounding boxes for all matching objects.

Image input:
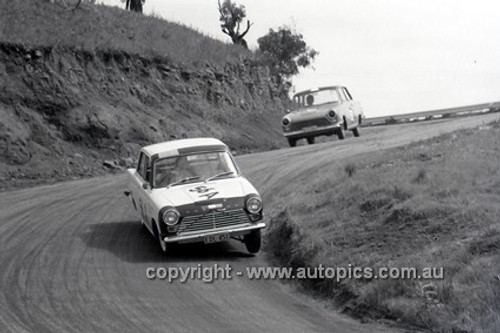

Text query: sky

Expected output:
[101,0,500,117]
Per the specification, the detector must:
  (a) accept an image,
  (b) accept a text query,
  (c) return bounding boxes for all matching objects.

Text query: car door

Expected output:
[335,87,353,128]
[133,152,153,230]
[343,87,363,124]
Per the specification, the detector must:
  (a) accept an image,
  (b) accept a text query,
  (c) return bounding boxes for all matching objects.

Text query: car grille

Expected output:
[177,209,250,234]
[290,117,331,131]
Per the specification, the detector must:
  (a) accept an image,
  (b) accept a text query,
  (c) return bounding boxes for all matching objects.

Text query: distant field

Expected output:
[363,101,500,126]
[267,119,500,332]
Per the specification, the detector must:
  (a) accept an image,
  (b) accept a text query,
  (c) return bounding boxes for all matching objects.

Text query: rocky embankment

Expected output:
[0,43,288,190]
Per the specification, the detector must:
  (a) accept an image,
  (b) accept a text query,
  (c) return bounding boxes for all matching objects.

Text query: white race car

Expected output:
[124,138,265,254]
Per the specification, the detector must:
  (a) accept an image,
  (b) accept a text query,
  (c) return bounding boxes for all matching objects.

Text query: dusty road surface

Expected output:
[1,113,499,333]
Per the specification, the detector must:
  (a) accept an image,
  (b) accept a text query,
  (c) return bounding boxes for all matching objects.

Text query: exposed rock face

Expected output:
[0,43,289,189]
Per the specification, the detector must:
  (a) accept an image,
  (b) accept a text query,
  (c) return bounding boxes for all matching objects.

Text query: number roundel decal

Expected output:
[190,186,219,200]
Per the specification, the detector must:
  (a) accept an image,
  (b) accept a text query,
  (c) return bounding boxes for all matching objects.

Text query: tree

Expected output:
[257,26,318,91]
[125,0,145,13]
[218,0,252,49]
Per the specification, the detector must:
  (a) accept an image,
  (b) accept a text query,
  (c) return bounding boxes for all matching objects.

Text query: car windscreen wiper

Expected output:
[205,171,235,182]
[168,176,202,187]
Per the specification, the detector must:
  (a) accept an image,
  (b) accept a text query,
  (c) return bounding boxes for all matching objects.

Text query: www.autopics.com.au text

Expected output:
[145,264,444,283]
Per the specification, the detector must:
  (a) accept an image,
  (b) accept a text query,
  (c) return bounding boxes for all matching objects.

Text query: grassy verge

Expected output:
[266,121,500,332]
[0,0,247,65]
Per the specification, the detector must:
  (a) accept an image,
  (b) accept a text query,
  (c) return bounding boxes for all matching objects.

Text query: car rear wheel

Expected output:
[306,136,315,145]
[244,230,261,254]
[287,138,297,147]
[352,127,360,137]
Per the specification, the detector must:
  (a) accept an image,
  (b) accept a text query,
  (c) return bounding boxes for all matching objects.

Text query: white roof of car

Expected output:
[294,86,346,97]
[142,138,228,158]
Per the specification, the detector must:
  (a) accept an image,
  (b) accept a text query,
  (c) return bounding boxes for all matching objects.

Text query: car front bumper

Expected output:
[283,124,341,139]
[163,222,266,244]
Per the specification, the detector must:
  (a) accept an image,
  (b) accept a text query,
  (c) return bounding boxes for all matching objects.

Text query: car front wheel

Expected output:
[337,128,345,140]
[287,138,297,147]
[154,223,168,254]
[307,136,315,145]
[244,230,261,254]
[352,127,360,137]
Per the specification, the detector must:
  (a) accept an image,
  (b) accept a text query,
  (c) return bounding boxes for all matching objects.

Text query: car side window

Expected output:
[137,153,145,178]
[144,156,151,182]
[343,88,353,100]
[338,88,348,102]
[137,152,151,181]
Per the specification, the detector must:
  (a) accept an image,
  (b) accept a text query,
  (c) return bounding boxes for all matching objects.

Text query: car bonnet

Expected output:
[287,103,338,119]
[150,177,257,208]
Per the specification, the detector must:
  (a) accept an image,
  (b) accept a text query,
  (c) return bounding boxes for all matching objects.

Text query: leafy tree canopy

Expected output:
[257,26,318,90]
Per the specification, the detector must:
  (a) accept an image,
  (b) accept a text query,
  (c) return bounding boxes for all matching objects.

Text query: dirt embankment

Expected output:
[0,42,288,190]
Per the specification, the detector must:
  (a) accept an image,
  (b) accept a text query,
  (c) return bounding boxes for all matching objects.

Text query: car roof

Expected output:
[142,138,228,159]
[294,86,346,97]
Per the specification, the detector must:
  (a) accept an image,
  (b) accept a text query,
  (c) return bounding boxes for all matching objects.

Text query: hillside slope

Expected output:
[0,2,288,190]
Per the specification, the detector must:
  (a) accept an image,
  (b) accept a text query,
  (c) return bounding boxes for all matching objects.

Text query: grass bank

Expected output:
[266,121,500,332]
[0,0,247,65]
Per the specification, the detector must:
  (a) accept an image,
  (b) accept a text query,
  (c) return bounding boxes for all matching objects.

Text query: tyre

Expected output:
[337,128,345,140]
[287,138,297,147]
[306,136,315,145]
[154,223,168,254]
[352,127,360,137]
[244,230,261,254]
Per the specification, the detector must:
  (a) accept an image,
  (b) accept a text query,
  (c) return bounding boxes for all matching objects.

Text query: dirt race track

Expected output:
[1,113,499,333]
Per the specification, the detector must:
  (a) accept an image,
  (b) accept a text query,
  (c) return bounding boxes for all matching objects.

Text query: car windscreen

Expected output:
[153,151,238,188]
[295,89,340,108]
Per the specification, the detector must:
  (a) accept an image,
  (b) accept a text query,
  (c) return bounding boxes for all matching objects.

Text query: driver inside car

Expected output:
[171,156,196,181]
[155,156,196,187]
[306,94,314,106]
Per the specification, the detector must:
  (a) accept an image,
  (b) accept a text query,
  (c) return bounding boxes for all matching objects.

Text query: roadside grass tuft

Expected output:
[266,120,500,332]
[344,163,357,177]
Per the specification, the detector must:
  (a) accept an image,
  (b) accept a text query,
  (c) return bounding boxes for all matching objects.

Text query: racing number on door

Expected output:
[190,186,219,200]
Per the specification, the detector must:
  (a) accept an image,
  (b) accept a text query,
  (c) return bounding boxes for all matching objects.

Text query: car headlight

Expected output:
[246,197,263,214]
[282,117,290,126]
[163,209,180,225]
[328,110,336,118]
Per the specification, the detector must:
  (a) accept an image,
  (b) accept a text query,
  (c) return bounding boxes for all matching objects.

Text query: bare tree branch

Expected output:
[239,20,252,38]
